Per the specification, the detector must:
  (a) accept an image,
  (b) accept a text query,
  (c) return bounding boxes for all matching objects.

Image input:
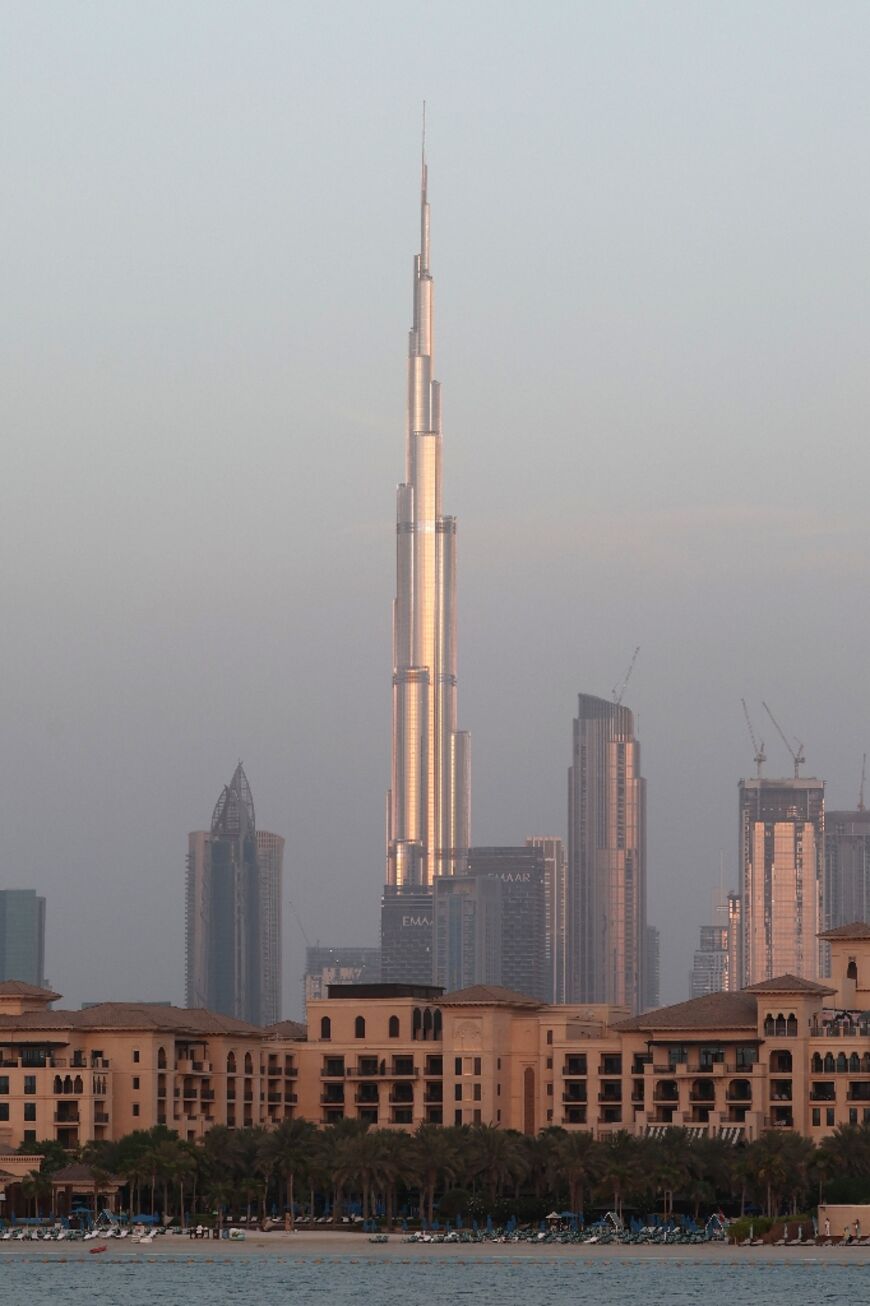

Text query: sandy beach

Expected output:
[2,1230,870,1261]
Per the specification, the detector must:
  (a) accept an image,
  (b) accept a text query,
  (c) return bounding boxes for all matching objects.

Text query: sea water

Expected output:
[0,1248,864,1305]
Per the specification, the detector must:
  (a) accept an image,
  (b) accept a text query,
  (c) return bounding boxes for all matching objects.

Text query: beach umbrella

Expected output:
[547,1211,561,1221]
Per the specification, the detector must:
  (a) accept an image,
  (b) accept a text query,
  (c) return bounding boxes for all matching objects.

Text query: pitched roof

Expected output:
[0,1003,263,1036]
[441,984,542,1009]
[265,1019,307,1041]
[614,990,759,1033]
[743,974,835,995]
[50,1163,122,1185]
[0,980,60,1001]
[819,922,870,941]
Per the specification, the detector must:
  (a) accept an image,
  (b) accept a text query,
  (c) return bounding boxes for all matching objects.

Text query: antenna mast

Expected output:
[859,753,867,812]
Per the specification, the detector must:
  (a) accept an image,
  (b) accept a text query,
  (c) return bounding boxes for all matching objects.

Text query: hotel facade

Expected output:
[4,925,870,1153]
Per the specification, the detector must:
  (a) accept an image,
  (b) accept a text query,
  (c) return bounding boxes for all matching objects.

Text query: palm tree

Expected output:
[556,1129,599,1218]
[466,1125,528,1209]
[259,1119,317,1226]
[19,1169,53,1218]
[595,1131,643,1221]
[411,1124,459,1225]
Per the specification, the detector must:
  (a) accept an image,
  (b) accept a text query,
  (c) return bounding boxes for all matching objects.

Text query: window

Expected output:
[497,1084,500,1097]
[132,1077,140,1091]
[473,1057,481,1076]
[0,1076,7,1094]
[389,1016,400,1039]
[473,1109,482,1124]
[133,1104,140,1117]
[454,1109,462,1126]
[24,1076,36,1094]
[0,1104,8,1121]
[473,1083,481,1101]
[850,1108,858,1125]
[320,1017,331,1040]
[497,1109,501,1122]
[354,1016,366,1039]
[24,1103,36,1121]
[497,1058,501,1070]
[546,1029,553,1045]
[454,1084,462,1101]
[454,1057,462,1075]
[812,1108,820,1127]
[546,1083,553,1097]
[23,1130,35,1143]
[826,1108,835,1127]
[133,1050,140,1063]
[546,1057,553,1070]
[864,1108,870,1125]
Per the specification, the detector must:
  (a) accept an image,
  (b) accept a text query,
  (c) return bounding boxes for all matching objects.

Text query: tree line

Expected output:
[17,1121,870,1227]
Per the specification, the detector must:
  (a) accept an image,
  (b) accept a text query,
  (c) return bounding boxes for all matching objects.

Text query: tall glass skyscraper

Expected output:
[567,694,647,1012]
[186,763,284,1025]
[0,889,46,987]
[385,137,470,894]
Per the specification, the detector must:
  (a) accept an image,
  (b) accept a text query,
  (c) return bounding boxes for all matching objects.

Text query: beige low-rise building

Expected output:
[2,924,870,1151]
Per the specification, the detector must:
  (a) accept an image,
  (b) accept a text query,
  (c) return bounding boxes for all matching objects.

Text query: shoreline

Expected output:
[2,1230,870,1260]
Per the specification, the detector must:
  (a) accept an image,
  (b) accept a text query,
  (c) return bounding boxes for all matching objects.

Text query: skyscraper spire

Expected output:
[386,127,470,897]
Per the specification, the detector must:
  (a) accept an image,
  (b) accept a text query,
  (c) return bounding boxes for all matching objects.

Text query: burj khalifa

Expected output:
[382,132,470,979]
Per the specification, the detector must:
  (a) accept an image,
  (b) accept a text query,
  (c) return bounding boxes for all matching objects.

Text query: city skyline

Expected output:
[2,5,869,1015]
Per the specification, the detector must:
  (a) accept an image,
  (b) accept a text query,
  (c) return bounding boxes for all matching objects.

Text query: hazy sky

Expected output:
[2,2,869,1016]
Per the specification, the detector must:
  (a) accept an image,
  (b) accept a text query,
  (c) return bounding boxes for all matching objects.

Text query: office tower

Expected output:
[644,924,660,1009]
[0,890,46,987]
[527,836,567,1003]
[465,846,547,1001]
[690,923,730,999]
[567,694,647,1012]
[380,886,434,984]
[385,136,470,896]
[303,946,381,1005]
[739,776,824,985]
[726,891,743,991]
[824,809,870,932]
[185,763,284,1024]
[432,872,502,991]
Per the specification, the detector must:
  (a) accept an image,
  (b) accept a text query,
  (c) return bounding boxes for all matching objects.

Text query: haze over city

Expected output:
[2,1,869,1016]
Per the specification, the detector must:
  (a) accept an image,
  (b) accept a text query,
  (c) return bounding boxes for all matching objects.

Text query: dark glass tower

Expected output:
[186,763,284,1024]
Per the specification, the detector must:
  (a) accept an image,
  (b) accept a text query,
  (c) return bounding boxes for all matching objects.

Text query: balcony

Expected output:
[597,1091,622,1105]
[563,1089,587,1104]
[564,1058,588,1077]
[94,1111,109,1124]
[267,1092,283,1104]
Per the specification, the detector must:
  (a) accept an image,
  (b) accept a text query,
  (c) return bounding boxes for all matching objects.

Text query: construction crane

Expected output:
[741,699,766,777]
[761,701,806,779]
[859,753,867,812]
[612,646,640,707]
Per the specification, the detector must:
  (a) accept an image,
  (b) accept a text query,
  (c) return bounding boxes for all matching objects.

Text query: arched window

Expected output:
[63,1075,73,1094]
[227,1051,236,1074]
[824,1053,835,1073]
[811,1053,823,1073]
[849,1052,860,1074]
[433,1009,442,1040]
[862,1052,870,1074]
[73,1075,83,1095]
[354,1016,366,1039]
[157,1046,167,1070]
[388,1015,400,1039]
[848,959,858,981]
[320,1016,331,1041]
[786,1014,798,1037]
[412,1008,422,1040]
[764,1015,775,1036]
[837,1053,848,1074]
[53,1075,63,1094]
[244,1052,253,1075]
[775,1014,786,1037]
[423,1008,433,1039]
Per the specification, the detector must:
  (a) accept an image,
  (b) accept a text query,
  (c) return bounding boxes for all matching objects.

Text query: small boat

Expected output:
[368,1234,389,1244]
[89,1245,108,1255]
